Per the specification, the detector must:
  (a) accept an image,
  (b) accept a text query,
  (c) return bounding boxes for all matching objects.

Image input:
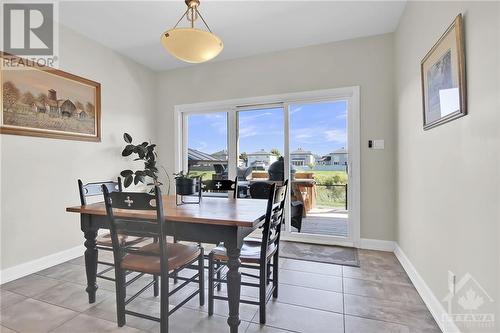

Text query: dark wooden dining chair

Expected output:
[78,178,146,282]
[207,180,288,324]
[201,177,238,198]
[102,185,204,333]
[250,181,303,232]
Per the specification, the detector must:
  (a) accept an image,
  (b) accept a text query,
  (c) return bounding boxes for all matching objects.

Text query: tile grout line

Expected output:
[44,307,81,333]
[0,322,20,333]
[279,266,343,278]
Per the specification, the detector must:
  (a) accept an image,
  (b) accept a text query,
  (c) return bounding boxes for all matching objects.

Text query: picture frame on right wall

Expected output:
[421,14,467,130]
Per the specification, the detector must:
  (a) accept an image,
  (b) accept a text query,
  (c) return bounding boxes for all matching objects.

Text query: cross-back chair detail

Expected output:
[77,178,146,283]
[208,180,289,324]
[102,186,204,332]
[201,177,238,198]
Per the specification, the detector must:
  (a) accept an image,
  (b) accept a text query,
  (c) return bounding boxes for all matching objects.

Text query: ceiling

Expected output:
[59,1,406,71]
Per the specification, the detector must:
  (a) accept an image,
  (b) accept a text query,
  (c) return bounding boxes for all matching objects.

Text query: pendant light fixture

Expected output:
[160,0,223,63]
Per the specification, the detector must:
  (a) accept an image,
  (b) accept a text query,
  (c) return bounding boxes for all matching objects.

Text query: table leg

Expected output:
[225,243,242,333]
[82,223,98,304]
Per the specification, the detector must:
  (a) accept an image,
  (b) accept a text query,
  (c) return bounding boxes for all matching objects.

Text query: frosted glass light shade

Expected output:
[160,28,223,63]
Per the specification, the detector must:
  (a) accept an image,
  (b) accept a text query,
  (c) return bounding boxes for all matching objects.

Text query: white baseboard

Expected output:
[0,245,84,284]
[394,244,461,333]
[359,238,396,252]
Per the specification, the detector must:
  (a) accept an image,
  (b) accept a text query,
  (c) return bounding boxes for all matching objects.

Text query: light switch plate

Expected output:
[372,139,385,149]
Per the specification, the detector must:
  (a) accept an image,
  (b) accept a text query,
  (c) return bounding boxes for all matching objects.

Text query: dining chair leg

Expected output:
[198,248,205,306]
[272,252,279,298]
[208,252,214,316]
[259,264,267,324]
[153,275,159,297]
[172,237,178,284]
[160,274,169,333]
[216,259,222,291]
[267,262,272,285]
[115,267,126,327]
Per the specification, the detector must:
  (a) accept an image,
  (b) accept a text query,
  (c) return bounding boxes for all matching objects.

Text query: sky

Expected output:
[187,100,347,156]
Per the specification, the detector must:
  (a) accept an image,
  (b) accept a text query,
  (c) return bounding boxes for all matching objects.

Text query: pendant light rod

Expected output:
[195,7,212,33]
[171,0,212,32]
[172,7,190,29]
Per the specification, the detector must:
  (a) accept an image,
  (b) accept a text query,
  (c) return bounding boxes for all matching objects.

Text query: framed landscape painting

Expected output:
[421,14,466,130]
[1,53,101,141]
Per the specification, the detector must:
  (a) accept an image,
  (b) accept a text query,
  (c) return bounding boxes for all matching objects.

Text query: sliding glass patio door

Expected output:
[282,100,352,245]
[176,87,360,247]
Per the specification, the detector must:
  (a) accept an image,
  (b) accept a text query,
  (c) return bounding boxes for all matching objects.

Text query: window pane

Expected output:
[186,112,228,181]
[238,107,284,169]
[289,101,349,237]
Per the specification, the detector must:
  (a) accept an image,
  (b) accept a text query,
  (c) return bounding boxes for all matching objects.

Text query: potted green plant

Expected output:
[173,171,200,196]
[120,133,170,193]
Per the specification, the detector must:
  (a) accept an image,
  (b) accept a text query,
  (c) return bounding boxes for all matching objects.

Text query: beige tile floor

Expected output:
[0,248,442,333]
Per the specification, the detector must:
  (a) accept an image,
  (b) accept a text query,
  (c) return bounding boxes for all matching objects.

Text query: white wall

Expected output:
[156,34,396,241]
[0,25,157,272]
[395,1,500,331]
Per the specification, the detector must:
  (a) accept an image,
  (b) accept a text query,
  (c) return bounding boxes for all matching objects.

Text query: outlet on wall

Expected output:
[448,271,456,295]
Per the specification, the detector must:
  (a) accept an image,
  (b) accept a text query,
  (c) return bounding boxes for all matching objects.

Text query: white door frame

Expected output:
[174,86,361,248]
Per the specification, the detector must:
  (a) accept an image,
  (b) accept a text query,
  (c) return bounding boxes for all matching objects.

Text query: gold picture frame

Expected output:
[1,52,101,141]
[421,14,467,130]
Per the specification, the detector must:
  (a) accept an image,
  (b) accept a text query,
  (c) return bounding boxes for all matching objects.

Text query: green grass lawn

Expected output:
[296,170,347,185]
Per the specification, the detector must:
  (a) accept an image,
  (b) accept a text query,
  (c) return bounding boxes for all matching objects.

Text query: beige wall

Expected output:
[395,1,500,330]
[0,25,157,270]
[156,33,397,241]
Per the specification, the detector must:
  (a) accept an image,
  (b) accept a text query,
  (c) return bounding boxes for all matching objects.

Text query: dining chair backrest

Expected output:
[78,178,122,205]
[102,186,170,272]
[201,177,238,198]
[260,180,288,262]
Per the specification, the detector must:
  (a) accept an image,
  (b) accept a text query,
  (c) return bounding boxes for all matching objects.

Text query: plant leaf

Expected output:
[144,169,155,177]
[123,133,132,143]
[121,144,135,157]
[120,170,133,177]
[134,175,145,185]
[124,175,133,187]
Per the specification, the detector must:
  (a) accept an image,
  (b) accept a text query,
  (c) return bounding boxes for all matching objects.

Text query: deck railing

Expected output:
[315,184,348,210]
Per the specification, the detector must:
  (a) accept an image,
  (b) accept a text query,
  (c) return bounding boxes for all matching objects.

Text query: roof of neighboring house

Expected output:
[211,149,228,156]
[331,147,347,154]
[291,148,312,155]
[188,148,223,162]
[248,149,271,156]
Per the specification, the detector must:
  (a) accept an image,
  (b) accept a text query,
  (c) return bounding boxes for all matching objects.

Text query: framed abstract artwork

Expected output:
[421,14,467,130]
[1,52,101,141]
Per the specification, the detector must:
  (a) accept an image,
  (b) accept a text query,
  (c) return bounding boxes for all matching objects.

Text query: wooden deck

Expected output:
[296,208,348,237]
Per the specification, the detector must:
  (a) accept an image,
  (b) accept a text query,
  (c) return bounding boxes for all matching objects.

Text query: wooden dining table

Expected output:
[66,195,268,333]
